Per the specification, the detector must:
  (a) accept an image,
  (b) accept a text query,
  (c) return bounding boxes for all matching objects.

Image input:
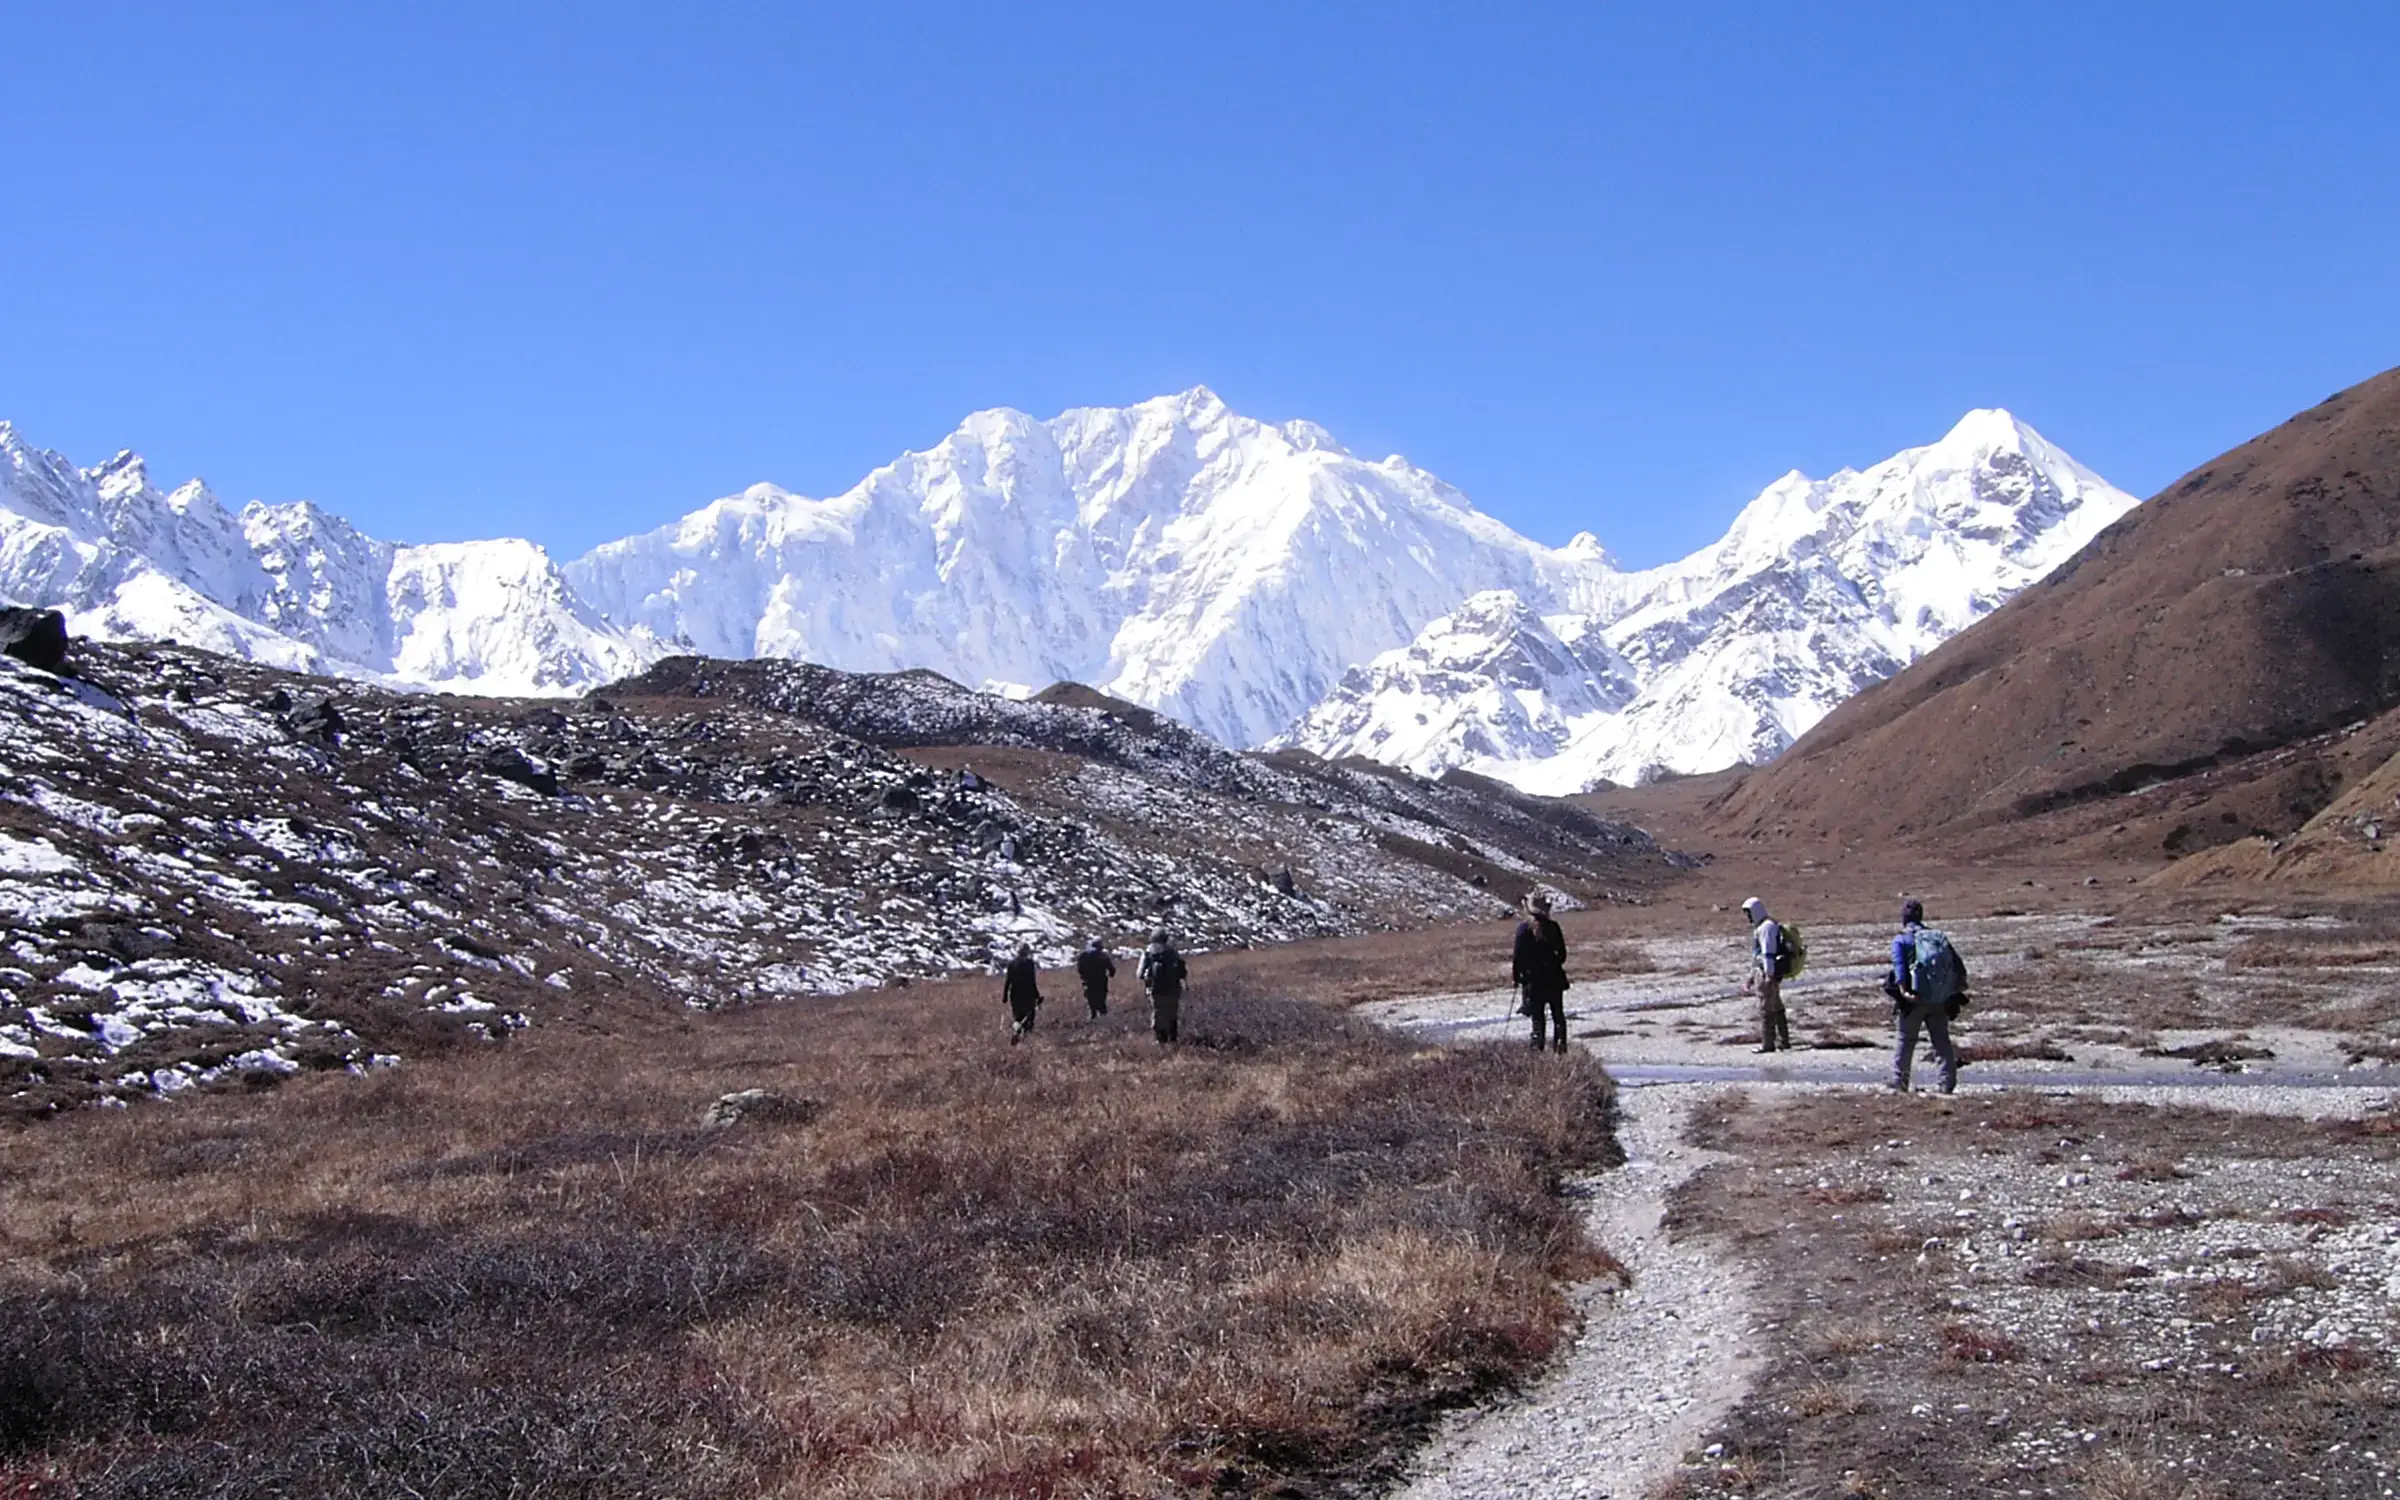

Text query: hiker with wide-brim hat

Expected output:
[1512,892,1570,1053]
[1002,942,1042,1044]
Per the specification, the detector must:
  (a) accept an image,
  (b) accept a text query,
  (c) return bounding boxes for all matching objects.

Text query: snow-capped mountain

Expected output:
[1277,590,1639,771]
[1277,410,2140,789]
[0,423,659,696]
[0,396,2137,790]
[565,388,1580,747]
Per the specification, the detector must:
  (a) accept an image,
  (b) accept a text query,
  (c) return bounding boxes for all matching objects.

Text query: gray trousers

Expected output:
[1895,1001,1958,1092]
[1151,991,1181,1044]
[1757,972,1789,1050]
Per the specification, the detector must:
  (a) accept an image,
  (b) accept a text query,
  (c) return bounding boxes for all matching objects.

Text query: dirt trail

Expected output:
[1392,1083,1762,1500]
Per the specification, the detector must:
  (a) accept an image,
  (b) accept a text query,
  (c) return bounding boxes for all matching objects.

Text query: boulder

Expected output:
[287,698,344,745]
[482,745,561,796]
[700,1089,822,1131]
[0,607,69,673]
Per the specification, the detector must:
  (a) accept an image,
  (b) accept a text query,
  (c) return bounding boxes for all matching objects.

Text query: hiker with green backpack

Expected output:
[1739,896,1805,1052]
[1889,898,1964,1093]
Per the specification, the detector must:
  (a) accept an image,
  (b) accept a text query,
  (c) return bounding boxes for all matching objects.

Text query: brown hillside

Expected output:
[1717,365,2400,857]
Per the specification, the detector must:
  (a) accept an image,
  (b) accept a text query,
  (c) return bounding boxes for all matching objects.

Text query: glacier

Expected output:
[0,394,2137,791]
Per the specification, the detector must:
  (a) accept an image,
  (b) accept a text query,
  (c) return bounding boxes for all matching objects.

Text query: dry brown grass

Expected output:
[1791,1378,1864,1418]
[1804,1319,1892,1361]
[2040,1210,2126,1243]
[2025,1253,2157,1291]
[1933,1320,2023,1365]
[1193,914,1654,1009]
[2225,933,2400,969]
[2282,1205,2353,1228]
[0,972,1616,1497]
[1956,1036,2073,1064]
[2139,1037,2276,1067]
[2116,1155,2192,1182]
[2079,1449,2222,1500]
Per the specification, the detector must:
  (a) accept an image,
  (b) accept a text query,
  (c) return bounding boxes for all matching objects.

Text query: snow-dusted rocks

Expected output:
[0,639,1662,1114]
[1281,410,2140,790]
[0,399,2135,787]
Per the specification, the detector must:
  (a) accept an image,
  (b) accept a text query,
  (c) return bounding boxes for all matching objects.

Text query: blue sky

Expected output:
[4,2,2395,565]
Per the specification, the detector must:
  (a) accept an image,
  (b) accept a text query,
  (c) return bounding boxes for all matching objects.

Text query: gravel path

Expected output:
[1392,1083,1764,1499]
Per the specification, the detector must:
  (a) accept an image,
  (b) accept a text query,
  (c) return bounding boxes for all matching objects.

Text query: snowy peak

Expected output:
[1284,412,2141,791]
[565,389,1565,746]
[1271,589,1638,776]
[0,426,659,696]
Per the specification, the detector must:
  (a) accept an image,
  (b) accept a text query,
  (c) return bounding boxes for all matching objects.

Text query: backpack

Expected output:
[1908,929,1966,1007]
[1777,922,1809,979]
[1143,948,1186,991]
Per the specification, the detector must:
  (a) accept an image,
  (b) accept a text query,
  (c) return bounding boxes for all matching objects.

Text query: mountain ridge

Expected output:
[0,395,2136,787]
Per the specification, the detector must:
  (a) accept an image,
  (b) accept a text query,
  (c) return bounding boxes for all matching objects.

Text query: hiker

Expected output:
[1138,929,1188,1044]
[1075,935,1116,1019]
[1740,896,1793,1052]
[1002,942,1042,1044]
[1511,891,1570,1053]
[1889,898,1963,1093]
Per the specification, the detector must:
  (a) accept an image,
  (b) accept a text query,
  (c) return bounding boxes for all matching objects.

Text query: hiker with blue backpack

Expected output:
[1889,898,1964,1093]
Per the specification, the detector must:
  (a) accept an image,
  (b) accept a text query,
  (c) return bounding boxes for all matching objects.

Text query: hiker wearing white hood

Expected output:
[1740,896,1794,1053]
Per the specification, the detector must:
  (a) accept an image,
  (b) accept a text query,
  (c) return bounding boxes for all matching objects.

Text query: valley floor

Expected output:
[1372,898,2400,1499]
[8,819,2400,1497]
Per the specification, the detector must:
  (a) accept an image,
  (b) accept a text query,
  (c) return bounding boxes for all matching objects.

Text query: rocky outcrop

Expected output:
[0,607,67,673]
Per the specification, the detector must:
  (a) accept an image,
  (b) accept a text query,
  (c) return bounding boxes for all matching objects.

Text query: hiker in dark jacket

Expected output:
[1512,892,1570,1053]
[1075,936,1116,1018]
[1002,942,1042,1044]
[1889,898,1960,1093]
[1138,930,1187,1044]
